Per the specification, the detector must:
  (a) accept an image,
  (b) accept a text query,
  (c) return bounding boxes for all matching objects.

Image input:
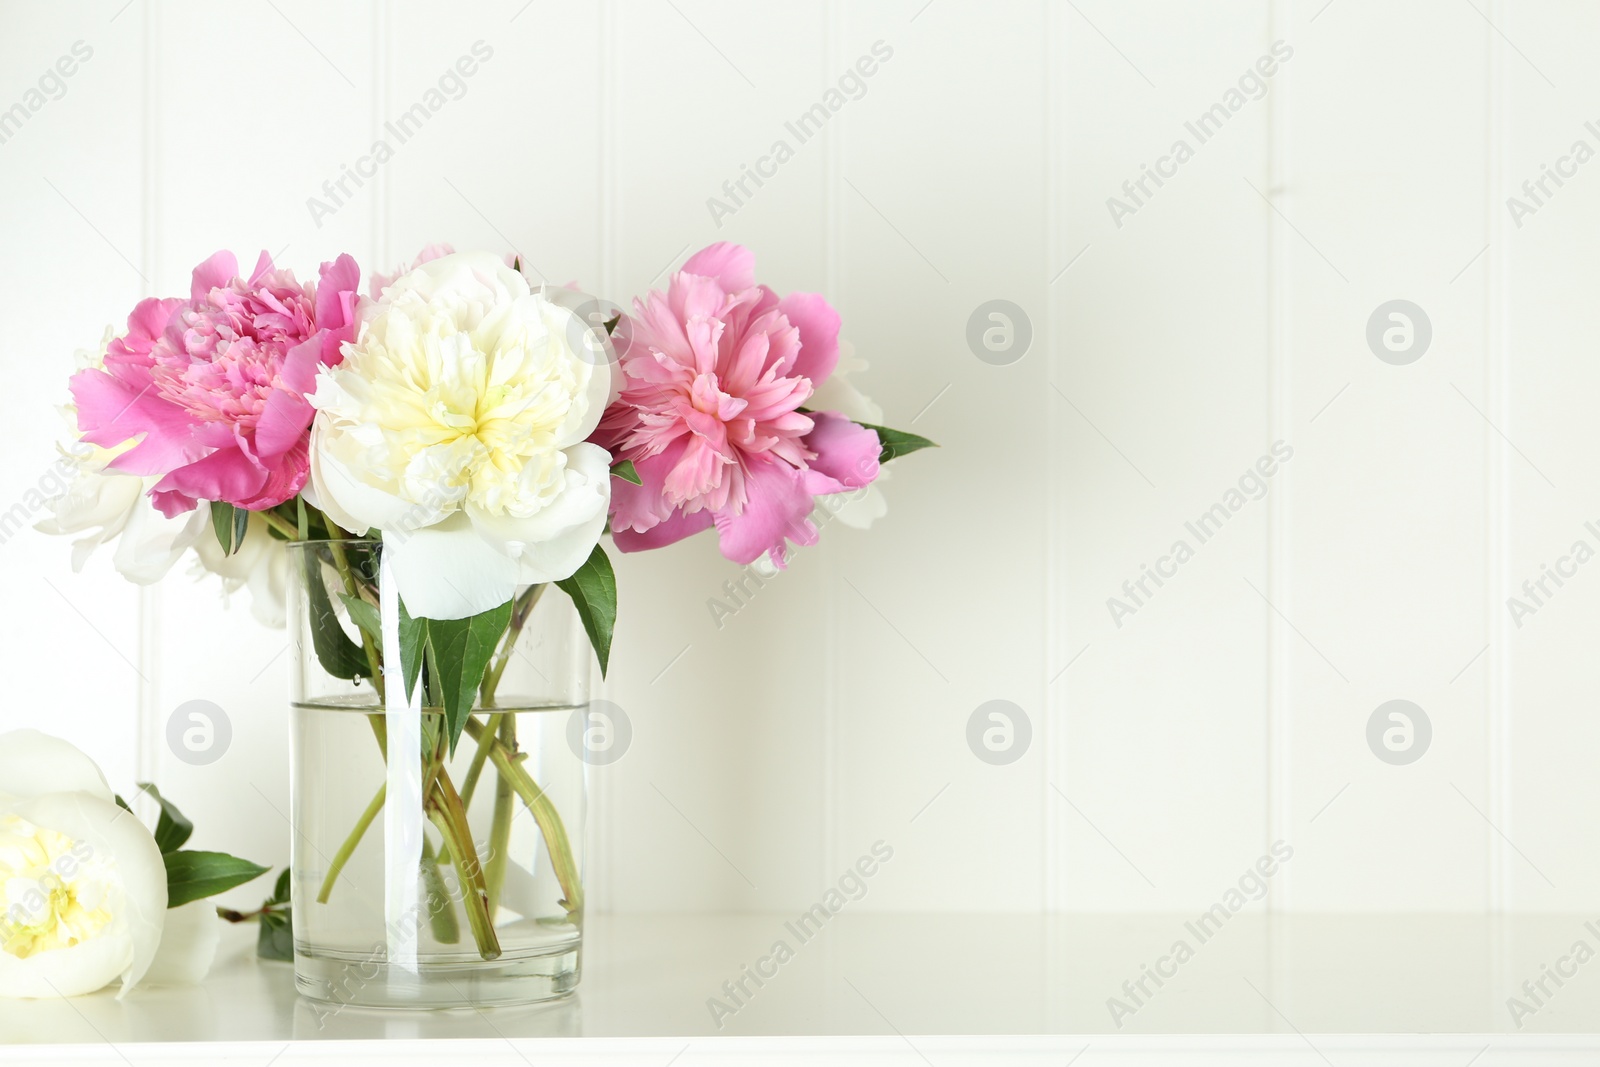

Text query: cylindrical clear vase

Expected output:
[286,539,587,1010]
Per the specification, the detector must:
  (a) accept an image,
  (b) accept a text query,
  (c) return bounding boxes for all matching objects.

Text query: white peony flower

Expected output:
[0,731,167,999]
[807,343,888,530]
[34,443,207,584]
[191,513,290,629]
[308,251,613,620]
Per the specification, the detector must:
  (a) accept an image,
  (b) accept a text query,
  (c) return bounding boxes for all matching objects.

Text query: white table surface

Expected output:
[4,913,1600,1064]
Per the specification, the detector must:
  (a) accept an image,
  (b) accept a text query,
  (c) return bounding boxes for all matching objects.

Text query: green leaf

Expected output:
[398,597,427,703]
[424,600,514,754]
[301,552,369,682]
[137,782,193,853]
[113,794,132,813]
[163,850,269,908]
[269,867,291,906]
[610,459,643,485]
[209,501,249,556]
[556,543,617,678]
[255,868,294,961]
[257,910,294,961]
[339,593,382,645]
[857,422,937,464]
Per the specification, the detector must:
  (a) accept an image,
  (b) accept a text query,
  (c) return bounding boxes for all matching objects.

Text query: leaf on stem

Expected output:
[267,867,291,906]
[209,501,249,556]
[163,850,270,908]
[610,459,643,485]
[302,552,370,681]
[339,593,382,645]
[398,596,427,703]
[857,421,937,464]
[136,782,193,854]
[556,543,617,677]
[425,601,514,755]
[257,910,294,961]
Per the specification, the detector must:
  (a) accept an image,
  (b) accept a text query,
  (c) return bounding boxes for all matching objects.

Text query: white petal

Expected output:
[245,543,289,629]
[141,900,219,986]
[109,492,205,586]
[541,301,613,449]
[467,443,609,548]
[0,924,131,998]
[4,791,167,998]
[807,344,884,425]
[514,502,608,585]
[310,420,435,536]
[466,443,610,585]
[384,514,519,621]
[820,483,888,531]
[0,730,113,803]
[33,463,141,561]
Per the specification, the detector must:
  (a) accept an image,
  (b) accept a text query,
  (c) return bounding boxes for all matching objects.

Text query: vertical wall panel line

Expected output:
[1264,0,1295,1025]
[1264,0,1294,916]
[134,0,162,786]
[1042,0,1062,915]
[593,0,620,916]
[1485,0,1513,918]
[822,0,842,896]
[371,1,389,281]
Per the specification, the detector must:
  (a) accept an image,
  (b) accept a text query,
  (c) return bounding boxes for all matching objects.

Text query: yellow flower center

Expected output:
[0,815,115,959]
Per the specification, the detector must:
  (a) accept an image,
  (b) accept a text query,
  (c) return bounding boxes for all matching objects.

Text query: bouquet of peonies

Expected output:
[34,240,933,987]
[48,241,931,652]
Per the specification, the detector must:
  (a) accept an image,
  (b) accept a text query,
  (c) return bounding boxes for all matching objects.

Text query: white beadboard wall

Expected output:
[0,0,1593,917]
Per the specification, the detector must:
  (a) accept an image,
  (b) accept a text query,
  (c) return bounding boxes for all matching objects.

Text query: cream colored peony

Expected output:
[0,731,166,998]
[308,251,612,619]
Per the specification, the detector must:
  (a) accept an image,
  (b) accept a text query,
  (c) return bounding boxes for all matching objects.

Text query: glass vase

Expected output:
[286,539,587,1009]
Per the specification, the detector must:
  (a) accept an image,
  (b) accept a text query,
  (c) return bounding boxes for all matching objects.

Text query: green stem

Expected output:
[317,782,385,904]
[483,716,516,917]
[481,585,544,707]
[459,712,502,812]
[258,508,300,540]
[427,770,501,959]
[419,836,460,944]
[466,718,584,919]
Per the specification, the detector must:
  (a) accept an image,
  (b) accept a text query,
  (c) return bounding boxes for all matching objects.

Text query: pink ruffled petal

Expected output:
[712,456,817,566]
[153,445,268,510]
[189,250,238,302]
[148,487,199,518]
[126,297,180,350]
[801,412,880,495]
[608,441,684,534]
[235,438,309,509]
[681,242,755,292]
[253,387,314,458]
[316,254,361,341]
[778,291,841,385]
[612,507,714,553]
[247,250,275,285]
[70,369,200,476]
[277,336,323,396]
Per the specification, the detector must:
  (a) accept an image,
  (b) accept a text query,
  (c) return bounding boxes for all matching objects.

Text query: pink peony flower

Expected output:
[71,251,360,516]
[593,242,881,566]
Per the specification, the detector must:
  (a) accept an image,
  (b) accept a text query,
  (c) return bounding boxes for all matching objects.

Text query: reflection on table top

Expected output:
[6,912,1600,1054]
